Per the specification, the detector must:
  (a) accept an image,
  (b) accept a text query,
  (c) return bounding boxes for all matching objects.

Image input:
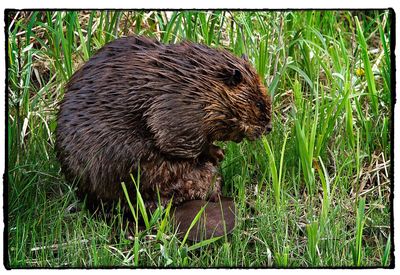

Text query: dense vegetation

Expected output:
[7,10,392,267]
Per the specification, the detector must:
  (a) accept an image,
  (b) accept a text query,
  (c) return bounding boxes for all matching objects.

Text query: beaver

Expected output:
[56,35,272,215]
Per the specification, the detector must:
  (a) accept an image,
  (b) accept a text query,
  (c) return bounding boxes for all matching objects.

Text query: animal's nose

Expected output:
[265,123,272,134]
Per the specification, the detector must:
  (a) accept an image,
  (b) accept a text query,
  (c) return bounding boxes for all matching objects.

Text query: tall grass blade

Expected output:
[352,197,366,266]
[121,181,138,224]
[382,234,391,266]
[355,16,378,115]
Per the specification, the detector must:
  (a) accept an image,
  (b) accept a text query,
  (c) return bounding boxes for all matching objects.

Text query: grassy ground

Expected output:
[6,10,393,268]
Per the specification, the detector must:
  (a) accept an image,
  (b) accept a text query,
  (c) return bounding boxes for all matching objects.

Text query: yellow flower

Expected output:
[356,67,365,77]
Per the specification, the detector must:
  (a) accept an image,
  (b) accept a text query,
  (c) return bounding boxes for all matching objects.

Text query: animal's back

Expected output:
[56,36,163,203]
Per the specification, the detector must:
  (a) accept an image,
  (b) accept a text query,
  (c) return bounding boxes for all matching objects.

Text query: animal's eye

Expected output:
[256,102,264,110]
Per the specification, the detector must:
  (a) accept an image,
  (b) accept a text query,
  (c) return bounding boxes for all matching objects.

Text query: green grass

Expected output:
[6,10,392,268]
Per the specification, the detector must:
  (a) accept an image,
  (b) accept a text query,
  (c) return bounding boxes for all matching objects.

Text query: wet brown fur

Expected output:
[56,36,272,212]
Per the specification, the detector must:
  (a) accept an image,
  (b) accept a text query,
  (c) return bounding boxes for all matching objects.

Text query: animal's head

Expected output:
[199,48,272,143]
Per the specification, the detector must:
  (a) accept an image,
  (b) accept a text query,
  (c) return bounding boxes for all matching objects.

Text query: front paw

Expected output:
[209,145,225,165]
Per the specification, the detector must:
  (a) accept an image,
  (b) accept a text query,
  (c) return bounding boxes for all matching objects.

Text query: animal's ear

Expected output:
[223,68,243,87]
[241,54,248,61]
